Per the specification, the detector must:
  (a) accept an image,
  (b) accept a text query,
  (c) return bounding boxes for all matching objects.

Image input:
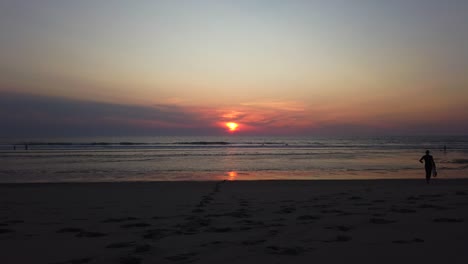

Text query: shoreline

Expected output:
[1,177,468,185]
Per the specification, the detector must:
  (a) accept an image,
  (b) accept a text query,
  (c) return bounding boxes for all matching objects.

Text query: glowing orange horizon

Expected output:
[226,122,239,132]
[228,171,237,181]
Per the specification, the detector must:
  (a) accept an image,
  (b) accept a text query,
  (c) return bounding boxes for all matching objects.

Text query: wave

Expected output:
[175,141,231,145]
[451,159,468,164]
[7,142,149,146]
[2,136,468,150]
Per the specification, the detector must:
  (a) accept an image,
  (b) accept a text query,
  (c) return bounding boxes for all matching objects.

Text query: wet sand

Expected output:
[1,179,468,264]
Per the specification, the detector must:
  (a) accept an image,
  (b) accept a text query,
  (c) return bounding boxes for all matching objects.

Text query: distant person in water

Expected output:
[419,150,437,183]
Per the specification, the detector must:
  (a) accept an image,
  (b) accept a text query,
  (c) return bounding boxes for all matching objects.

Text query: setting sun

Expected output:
[226,122,239,132]
[228,171,237,181]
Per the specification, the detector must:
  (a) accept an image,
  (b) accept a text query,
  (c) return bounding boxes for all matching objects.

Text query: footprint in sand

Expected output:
[325,225,354,232]
[165,252,198,261]
[106,241,136,249]
[419,204,449,210]
[75,231,107,238]
[227,209,251,218]
[120,255,142,264]
[242,239,266,246]
[200,240,227,247]
[0,228,14,234]
[239,200,249,207]
[433,218,464,223]
[324,235,352,243]
[297,215,321,222]
[134,244,152,253]
[368,206,385,211]
[321,209,345,214]
[238,219,265,227]
[372,213,387,217]
[266,246,307,255]
[191,218,211,227]
[2,220,24,225]
[420,194,444,198]
[142,228,171,240]
[207,227,233,233]
[268,229,280,236]
[52,257,93,264]
[390,207,417,213]
[370,218,397,224]
[57,227,84,233]
[71,218,88,221]
[354,202,373,207]
[276,207,296,214]
[392,238,424,244]
[102,217,140,223]
[120,222,151,228]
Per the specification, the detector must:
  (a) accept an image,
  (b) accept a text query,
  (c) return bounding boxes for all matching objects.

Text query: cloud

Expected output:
[0,92,222,137]
[240,100,306,112]
[213,100,313,133]
[0,93,319,136]
[1,92,466,137]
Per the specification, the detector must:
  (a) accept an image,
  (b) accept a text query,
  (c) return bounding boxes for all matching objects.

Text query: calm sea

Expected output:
[1,136,467,183]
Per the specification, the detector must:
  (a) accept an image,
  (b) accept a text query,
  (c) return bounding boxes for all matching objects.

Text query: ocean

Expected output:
[1,136,467,183]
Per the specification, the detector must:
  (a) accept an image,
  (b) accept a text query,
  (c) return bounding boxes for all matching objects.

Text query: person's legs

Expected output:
[425,167,432,183]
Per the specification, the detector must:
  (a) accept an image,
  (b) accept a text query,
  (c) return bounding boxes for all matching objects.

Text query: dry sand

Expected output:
[1,179,468,264]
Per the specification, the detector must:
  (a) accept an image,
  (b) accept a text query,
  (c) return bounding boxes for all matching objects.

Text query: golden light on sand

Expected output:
[226,122,239,132]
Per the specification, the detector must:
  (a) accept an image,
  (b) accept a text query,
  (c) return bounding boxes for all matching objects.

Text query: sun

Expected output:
[227,171,237,181]
[226,122,239,132]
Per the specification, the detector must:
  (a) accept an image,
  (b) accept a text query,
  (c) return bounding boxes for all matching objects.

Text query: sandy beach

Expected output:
[1,179,468,264]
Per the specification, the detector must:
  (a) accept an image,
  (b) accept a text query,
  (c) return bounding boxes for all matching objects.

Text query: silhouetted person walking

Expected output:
[419,150,436,183]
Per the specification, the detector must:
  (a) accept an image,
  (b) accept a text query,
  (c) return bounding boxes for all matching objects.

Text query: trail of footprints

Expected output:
[2,186,467,263]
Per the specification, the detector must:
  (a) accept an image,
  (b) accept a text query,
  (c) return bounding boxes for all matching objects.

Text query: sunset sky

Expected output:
[1,0,468,136]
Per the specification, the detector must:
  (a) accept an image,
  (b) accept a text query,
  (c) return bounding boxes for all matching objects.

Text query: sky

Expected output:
[1,0,468,137]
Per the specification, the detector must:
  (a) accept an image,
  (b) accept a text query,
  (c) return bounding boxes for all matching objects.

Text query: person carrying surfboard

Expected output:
[419,150,437,183]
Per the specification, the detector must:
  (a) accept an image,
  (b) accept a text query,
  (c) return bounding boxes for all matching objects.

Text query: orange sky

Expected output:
[1,1,468,136]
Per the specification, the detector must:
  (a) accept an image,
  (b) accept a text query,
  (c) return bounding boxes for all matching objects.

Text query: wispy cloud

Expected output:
[212,100,313,133]
[240,100,306,112]
[1,92,467,137]
[0,92,221,136]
